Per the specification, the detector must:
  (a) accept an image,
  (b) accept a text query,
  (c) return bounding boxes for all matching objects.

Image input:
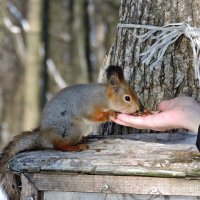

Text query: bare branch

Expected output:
[3,17,20,33]
[3,17,26,63]
[8,1,30,31]
[46,58,67,89]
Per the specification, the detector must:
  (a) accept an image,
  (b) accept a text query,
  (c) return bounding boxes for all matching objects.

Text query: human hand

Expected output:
[112,96,200,133]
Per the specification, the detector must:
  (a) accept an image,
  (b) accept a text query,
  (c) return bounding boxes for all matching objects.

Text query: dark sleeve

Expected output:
[196,125,200,152]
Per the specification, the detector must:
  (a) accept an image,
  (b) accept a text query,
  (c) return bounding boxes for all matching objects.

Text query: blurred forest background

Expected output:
[0,0,121,147]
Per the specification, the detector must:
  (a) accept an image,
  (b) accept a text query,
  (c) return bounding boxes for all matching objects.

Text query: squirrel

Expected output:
[0,65,142,200]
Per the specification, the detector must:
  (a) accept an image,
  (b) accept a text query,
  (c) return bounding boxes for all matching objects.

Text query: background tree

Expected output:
[2,0,200,144]
[0,0,120,147]
[23,0,42,130]
[0,0,25,146]
[47,0,120,89]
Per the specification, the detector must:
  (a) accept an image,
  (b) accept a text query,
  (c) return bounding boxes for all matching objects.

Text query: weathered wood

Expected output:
[23,173,200,196]
[9,132,200,198]
[20,174,39,200]
[43,192,200,200]
[10,133,200,178]
[44,192,106,200]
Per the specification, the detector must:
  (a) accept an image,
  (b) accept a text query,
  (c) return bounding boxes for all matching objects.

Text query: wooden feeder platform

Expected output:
[9,132,200,200]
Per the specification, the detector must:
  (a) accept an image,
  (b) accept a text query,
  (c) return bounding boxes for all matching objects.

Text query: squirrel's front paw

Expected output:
[109,111,118,121]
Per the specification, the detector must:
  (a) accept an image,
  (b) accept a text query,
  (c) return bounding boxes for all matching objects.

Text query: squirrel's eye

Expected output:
[125,95,131,102]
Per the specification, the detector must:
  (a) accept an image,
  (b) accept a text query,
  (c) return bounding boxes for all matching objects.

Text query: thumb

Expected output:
[158,100,171,111]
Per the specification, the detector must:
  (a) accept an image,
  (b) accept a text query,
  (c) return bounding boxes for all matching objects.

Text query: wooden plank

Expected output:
[9,133,200,178]
[44,192,106,200]
[20,174,39,200]
[43,191,200,200]
[26,173,200,197]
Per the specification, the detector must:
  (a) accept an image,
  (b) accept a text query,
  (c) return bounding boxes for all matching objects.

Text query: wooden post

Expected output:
[21,174,39,200]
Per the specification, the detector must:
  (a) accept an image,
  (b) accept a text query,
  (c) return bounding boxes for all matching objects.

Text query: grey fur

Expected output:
[41,83,108,144]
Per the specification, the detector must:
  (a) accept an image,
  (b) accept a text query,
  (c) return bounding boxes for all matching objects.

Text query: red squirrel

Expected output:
[0,65,142,200]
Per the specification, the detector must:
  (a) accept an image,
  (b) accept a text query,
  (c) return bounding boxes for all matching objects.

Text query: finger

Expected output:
[112,117,150,129]
[117,113,169,131]
[111,117,133,127]
[117,114,150,127]
[111,115,148,128]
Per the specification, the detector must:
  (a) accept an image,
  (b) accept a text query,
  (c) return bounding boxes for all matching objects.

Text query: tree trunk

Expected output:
[72,0,90,83]
[98,0,200,135]
[23,0,42,130]
[0,0,7,43]
[0,1,25,145]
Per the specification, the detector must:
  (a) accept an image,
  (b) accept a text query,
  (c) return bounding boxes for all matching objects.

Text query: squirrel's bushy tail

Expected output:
[0,129,41,200]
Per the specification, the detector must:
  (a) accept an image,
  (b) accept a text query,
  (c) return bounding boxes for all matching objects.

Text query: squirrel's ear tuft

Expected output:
[106,65,124,92]
[106,65,124,82]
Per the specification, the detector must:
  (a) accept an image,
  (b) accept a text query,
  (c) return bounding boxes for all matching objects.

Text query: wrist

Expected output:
[183,119,199,133]
[181,107,200,133]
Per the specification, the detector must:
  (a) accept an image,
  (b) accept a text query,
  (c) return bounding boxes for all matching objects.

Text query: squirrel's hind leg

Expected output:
[49,122,89,152]
[53,142,89,152]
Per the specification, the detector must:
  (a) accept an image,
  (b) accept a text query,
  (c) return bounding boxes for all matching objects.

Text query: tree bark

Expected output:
[98,0,200,135]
